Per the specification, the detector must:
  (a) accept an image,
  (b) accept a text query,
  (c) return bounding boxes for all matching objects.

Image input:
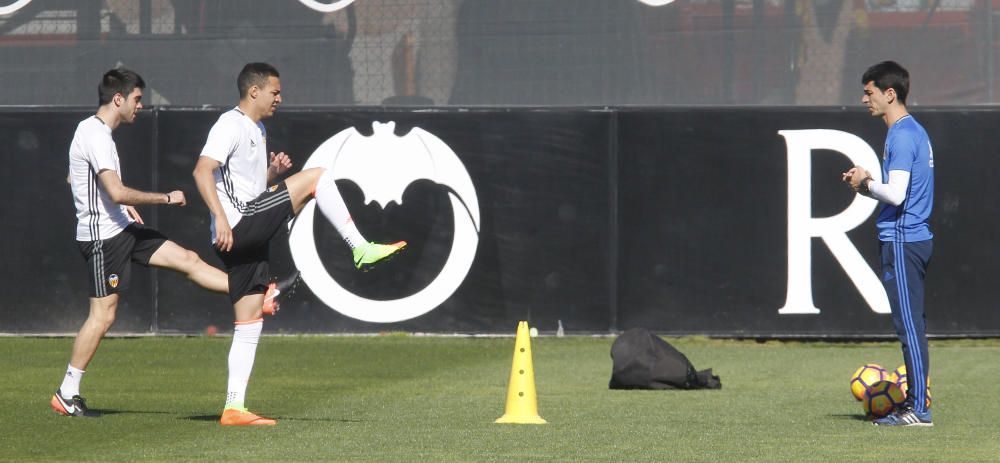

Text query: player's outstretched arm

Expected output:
[98,169,185,206]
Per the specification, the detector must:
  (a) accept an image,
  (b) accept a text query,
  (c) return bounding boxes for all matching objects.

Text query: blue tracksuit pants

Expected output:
[880,239,932,414]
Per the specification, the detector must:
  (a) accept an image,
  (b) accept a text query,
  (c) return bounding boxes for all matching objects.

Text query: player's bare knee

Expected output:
[90,301,118,328]
[96,311,116,330]
[179,249,202,271]
[284,167,326,212]
[299,167,324,195]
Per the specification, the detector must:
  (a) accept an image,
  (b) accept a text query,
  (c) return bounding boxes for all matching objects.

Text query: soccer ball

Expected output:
[895,367,932,408]
[891,365,932,387]
[863,380,906,420]
[887,364,905,384]
[850,364,887,401]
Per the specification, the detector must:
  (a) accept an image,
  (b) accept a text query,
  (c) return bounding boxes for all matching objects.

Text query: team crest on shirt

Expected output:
[108,274,120,288]
[268,184,279,192]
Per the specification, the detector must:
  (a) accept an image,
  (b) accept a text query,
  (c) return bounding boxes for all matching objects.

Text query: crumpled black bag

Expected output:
[609,328,721,390]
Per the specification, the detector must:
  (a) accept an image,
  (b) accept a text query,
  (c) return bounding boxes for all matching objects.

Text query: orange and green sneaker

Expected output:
[352,241,407,271]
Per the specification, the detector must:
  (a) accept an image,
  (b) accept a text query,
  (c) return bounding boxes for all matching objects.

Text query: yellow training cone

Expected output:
[495,321,547,424]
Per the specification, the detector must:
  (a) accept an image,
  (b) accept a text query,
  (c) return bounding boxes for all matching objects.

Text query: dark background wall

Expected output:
[2,107,996,337]
[616,108,998,336]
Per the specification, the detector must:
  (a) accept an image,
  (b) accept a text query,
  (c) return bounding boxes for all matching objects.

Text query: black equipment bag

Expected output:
[609,328,721,390]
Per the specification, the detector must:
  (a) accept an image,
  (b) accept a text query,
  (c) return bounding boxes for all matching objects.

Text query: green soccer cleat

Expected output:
[352,241,407,271]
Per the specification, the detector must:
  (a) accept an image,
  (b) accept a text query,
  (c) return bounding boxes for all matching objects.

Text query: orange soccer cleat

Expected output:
[220,408,277,426]
[262,281,280,316]
[50,389,100,417]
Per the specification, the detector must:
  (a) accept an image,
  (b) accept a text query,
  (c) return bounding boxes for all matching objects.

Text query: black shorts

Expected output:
[78,223,168,298]
[216,182,294,304]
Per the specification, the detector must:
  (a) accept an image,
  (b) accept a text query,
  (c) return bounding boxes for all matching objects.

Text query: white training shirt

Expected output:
[199,108,268,240]
[69,116,132,241]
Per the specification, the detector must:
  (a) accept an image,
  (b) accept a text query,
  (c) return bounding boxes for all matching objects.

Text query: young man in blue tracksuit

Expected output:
[844,61,934,427]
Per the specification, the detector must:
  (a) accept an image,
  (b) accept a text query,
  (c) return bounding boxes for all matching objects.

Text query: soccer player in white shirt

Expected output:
[51,68,235,418]
[192,63,406,426]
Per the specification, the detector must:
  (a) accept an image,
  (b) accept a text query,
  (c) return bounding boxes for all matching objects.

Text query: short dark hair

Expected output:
[861,61,910,105]
[237,63,280,99]
[98,68,145,106]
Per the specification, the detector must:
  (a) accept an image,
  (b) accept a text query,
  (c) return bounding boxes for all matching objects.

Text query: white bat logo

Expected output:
[297,0,355,13]
[0,0,32,16]
[290,121,480,323]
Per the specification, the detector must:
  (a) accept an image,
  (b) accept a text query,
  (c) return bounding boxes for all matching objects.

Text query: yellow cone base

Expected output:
[495,321,547,425]
[495,414,547,424]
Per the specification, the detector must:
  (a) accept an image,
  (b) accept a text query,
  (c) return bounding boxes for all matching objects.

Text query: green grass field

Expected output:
[2,335,998,462]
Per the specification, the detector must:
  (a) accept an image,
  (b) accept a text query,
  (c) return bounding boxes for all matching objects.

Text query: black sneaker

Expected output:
[872,407,932,427]
[50,389,101,417]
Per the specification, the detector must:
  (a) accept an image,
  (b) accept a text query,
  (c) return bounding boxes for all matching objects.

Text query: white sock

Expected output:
[315,168,367,249]
[59,364,86,398]
[225,319,263,410]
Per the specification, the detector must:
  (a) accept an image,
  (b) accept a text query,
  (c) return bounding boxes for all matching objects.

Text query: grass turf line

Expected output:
[1,336,998,462]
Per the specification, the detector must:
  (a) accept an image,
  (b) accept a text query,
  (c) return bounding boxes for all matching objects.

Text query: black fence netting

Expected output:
[1,0,996,106]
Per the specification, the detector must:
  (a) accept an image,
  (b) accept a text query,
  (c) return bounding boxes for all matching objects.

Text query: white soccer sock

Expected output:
[315,168,367,249]
[225,319,263,410]
[59,364,86,398]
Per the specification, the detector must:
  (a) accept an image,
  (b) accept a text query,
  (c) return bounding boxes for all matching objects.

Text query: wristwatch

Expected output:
[859,175,873,194]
